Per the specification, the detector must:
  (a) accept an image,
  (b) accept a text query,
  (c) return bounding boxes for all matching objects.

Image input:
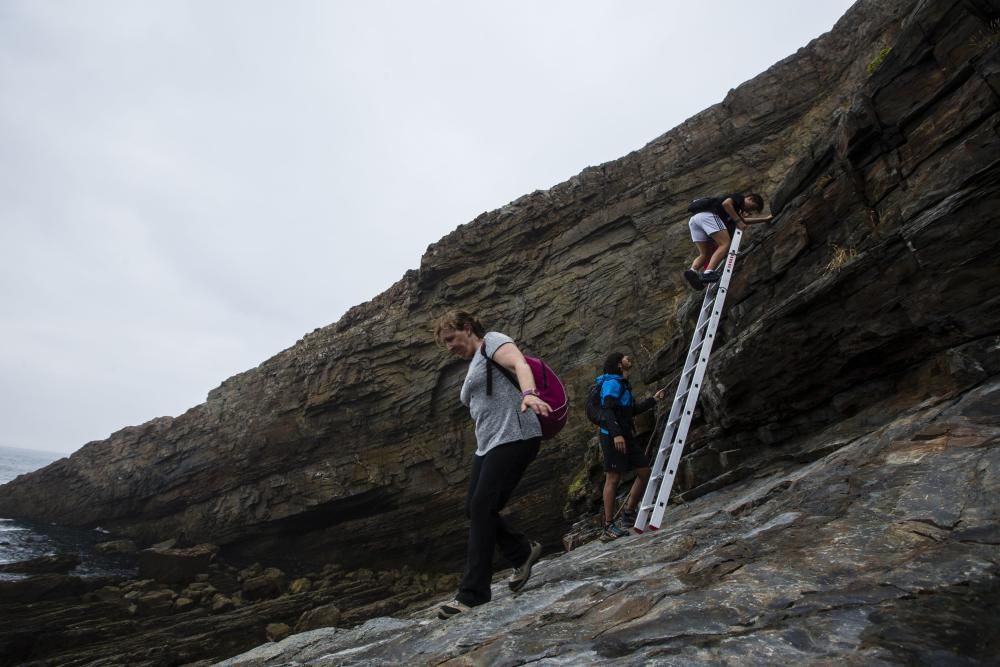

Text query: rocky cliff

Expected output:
[219,378,1000,664]
[1,0,997,629]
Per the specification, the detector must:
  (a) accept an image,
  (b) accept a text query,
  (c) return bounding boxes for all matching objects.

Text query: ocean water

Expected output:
[0,445,137,581]
[0,445,61,486]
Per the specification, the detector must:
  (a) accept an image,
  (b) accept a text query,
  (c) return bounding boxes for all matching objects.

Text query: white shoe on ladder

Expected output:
[634,228,744,532]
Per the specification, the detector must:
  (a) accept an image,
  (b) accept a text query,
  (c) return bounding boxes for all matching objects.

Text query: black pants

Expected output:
[457,437,540,606]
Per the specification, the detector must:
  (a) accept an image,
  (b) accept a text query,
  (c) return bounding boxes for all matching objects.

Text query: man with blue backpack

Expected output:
[587,352,664,541]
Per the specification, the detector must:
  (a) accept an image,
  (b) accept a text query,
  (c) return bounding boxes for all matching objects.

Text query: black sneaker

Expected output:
[437,598,472,620]
[683,269,705,290]
[700,269,721,283]
[508,540,542,592]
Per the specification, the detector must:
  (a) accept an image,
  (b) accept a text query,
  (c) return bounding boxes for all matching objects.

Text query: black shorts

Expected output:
[599,433,649,472]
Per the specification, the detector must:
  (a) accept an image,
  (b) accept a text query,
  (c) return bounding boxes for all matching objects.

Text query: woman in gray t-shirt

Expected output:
[433,310,551,619]
[460,330,543,454]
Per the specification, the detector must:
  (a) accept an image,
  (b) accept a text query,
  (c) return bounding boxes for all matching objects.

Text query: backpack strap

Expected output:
[481,342,520,396]
[601,376,627,404]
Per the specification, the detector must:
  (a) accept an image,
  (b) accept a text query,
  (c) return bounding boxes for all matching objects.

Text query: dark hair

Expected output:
[745,193,764,212]
[433,310,486,344]
[603,352,625,375]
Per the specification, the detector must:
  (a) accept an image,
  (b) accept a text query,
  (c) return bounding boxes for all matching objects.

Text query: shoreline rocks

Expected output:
[0,552,79,575]
[0,551,455,665]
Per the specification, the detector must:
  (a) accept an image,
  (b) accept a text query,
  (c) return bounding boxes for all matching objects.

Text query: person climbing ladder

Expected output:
[684,192,772,290]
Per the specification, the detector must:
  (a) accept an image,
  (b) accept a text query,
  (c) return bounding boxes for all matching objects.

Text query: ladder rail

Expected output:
[634,287,714,528]
[635,229,743,532]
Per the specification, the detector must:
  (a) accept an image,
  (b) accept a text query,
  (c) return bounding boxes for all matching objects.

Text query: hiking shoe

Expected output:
[600,522,629,542]
[683,269,705,290]
[700,269,721,283]
[437,598,472,620]
[508,540,543,592]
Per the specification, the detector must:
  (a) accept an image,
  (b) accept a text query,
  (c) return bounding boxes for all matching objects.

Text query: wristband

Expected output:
[521,389,539,398]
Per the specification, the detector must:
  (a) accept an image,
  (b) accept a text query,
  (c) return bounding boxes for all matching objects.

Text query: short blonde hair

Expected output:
[433,310,485,344]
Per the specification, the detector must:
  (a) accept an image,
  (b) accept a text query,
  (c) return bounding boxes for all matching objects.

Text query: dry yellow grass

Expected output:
[826,243,858,272]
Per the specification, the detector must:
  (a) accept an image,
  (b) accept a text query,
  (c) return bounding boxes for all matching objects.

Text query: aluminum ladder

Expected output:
[634,227,743,532]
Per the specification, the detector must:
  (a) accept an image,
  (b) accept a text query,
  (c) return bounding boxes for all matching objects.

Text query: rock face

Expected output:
[219,378,1000,665]
[0,0,996,632]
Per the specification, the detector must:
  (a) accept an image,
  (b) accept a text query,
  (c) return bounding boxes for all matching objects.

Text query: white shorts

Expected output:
[689,212,726,242]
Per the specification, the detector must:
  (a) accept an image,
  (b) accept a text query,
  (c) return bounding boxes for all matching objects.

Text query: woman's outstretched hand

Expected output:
[521,394,552,416]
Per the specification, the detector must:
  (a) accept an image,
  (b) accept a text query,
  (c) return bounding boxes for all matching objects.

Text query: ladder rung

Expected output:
[640,503,655,512]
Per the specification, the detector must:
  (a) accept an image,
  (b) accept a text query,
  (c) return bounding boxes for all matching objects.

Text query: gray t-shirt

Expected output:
[460,332,542,456]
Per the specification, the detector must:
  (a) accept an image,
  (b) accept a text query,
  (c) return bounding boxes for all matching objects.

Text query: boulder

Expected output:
[288,577,311,595]
[137,544,218,584]
[136,589,176,615]
[265,623,290,643]
[173,596,196,612]
[96,539,138,554]
[181,581,217,601]
[242,567,286,601]
[294,603,342,632]
[210,593,236,614]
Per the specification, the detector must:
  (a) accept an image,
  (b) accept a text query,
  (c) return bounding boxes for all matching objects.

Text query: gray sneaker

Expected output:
[508,540,542,592]
[437,598,472,620]
[600,522,629,542]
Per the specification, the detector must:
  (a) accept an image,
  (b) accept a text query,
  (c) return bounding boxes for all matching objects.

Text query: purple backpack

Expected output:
[481,345,569,439]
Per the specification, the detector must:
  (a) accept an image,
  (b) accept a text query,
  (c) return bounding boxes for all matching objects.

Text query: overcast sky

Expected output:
[0,1,854,456]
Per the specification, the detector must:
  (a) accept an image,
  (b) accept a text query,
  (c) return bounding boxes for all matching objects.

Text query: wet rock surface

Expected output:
[1,0,999,664]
